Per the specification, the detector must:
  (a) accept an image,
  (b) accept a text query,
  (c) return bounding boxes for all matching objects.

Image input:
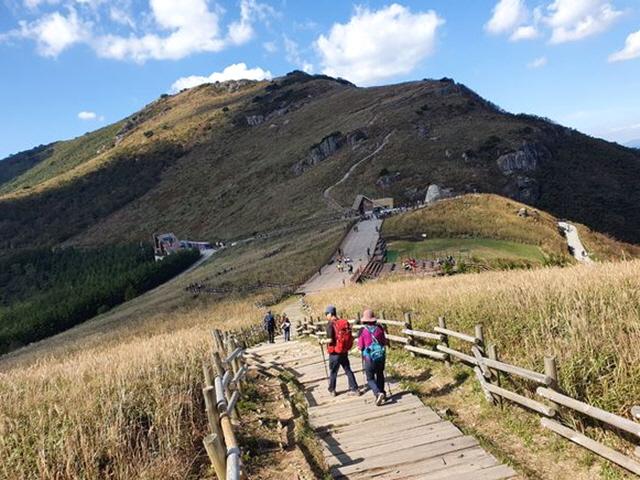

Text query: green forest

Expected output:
[0,245,200,354]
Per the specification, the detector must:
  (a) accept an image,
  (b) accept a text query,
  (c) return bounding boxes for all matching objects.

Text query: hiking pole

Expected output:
[319,340,329,380]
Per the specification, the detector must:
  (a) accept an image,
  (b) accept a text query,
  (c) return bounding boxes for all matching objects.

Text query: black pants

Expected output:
[328,353,358,393]
[364,357,385,397]
[283,328,290,341]
[267,329,275,343]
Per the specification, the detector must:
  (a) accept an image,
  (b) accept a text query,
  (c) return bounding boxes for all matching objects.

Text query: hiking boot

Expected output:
[328,389,337,397]
[348,389,361,397]
[375,393,386,406]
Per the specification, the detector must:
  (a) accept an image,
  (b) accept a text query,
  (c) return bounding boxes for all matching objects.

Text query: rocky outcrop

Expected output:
[347,129,367,147]
[291,129,368,176]
[424,184,453,204]
[245,115,265,126]
[496,142,550,175]
[292,132,345,175]
[376,171,400,188]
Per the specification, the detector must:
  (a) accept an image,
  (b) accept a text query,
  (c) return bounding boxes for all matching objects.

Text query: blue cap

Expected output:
[324,305,337,315]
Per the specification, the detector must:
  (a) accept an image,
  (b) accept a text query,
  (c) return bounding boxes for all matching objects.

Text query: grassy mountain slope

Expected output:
[1,72,640,256]
[383,193,640,262]
[384,194,568,257]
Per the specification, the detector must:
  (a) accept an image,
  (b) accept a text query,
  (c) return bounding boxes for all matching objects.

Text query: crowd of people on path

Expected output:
[260,303,389,406]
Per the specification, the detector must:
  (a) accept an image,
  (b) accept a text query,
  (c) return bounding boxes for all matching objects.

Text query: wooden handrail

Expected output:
[276,310,640,476]
[537,388,640,438]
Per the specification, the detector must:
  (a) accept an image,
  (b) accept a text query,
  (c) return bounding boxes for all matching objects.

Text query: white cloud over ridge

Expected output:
[485,0,622,44]
[15,8,90,57]
[78,110,104,120]
[283,35,313,73]
[609,30,640,62]
[546,0,622,44]
[485,0,528,34]
[2,0,273,62]
[171,63,272,92]
[315,4,444,86]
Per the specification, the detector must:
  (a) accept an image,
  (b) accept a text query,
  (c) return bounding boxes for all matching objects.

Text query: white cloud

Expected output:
[78,110,104,120]
[527,56,548,68]
[14,8,90,57]
[263,40,277,53]
[227,0,275,46]
[315,4,444,86]
[485,0,528,34]
[545,0,623,44]
[170,62,272,92]
[95,0,224,62]
[283,35,313,73]
[609,29,640,62]
[109,6,136,29]
[3,0,273,62]
[511,25,540,41]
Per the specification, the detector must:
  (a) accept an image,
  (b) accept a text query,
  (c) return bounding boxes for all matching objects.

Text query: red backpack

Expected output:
[329,318,354,354]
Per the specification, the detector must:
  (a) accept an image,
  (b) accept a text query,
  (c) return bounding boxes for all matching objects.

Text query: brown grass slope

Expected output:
[383,193,640,261]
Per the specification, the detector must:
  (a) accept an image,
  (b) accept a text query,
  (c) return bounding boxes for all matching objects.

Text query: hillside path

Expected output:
[558,222,593,263]
[299,217,382,294]
[247,328,516,479]
[323,131,394,211]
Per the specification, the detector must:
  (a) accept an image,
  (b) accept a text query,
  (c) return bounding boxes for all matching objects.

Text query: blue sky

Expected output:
[1,0,640,159]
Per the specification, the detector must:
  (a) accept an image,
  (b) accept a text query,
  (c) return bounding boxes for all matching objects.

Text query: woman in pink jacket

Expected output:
[358,309,388,406]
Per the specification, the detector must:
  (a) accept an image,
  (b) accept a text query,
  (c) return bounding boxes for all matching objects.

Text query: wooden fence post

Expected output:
[203,387,226,475]
[438,317,451,367]
[203,361,214,388]
[544,356,559,411]
[404,312,415,357]
[487,343,502,408]
[203,434,227,480]
[475,324,484,353]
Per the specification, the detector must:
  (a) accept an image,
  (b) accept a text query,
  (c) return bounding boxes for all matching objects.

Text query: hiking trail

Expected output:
[247,329,516,479]
[323,131,394,211]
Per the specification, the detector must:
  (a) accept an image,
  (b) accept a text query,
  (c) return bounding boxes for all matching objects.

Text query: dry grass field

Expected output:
[0,300,262,480]
[308,260,640,414]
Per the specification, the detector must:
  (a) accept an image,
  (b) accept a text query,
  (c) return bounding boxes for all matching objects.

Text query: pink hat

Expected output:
[361,309,377,323]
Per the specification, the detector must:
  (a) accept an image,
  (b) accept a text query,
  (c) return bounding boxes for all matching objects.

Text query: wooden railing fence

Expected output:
[201,325,267,480]
[296,310,640,477]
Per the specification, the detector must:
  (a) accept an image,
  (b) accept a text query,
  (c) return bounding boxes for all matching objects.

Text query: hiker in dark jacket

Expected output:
[281,314,291,341]
[358,309,388,405]
[263,311,276,343]
[325,305,359,396]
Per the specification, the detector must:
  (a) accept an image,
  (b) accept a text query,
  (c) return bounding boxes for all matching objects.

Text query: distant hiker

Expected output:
[282,314,291,342]
[348,264,354,274]
[325,305,359,396]
[263,311,276,343]
[366,247,371,257]
[358,309,388,406]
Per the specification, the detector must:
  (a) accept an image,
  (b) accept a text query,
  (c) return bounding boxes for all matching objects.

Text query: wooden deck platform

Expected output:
[247,340,516,479]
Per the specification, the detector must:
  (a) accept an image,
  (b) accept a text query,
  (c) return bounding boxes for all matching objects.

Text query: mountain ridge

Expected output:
[1,71,640,251]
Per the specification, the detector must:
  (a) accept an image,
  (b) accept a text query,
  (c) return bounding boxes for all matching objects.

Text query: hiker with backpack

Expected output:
[281,314,291,342]
[263,310,276,343]
[324,305,359,396]
[358,309,388,406]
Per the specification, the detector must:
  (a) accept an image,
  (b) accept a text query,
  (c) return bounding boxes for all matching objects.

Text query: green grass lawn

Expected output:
[387,238,546,263]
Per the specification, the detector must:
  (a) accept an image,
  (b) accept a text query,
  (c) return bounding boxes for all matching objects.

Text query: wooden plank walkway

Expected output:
[247,339,516,479]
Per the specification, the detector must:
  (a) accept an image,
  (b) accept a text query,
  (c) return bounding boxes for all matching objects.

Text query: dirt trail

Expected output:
[323,131,394,210]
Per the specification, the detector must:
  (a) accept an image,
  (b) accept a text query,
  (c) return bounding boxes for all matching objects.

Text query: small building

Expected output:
[352,195,395,215]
